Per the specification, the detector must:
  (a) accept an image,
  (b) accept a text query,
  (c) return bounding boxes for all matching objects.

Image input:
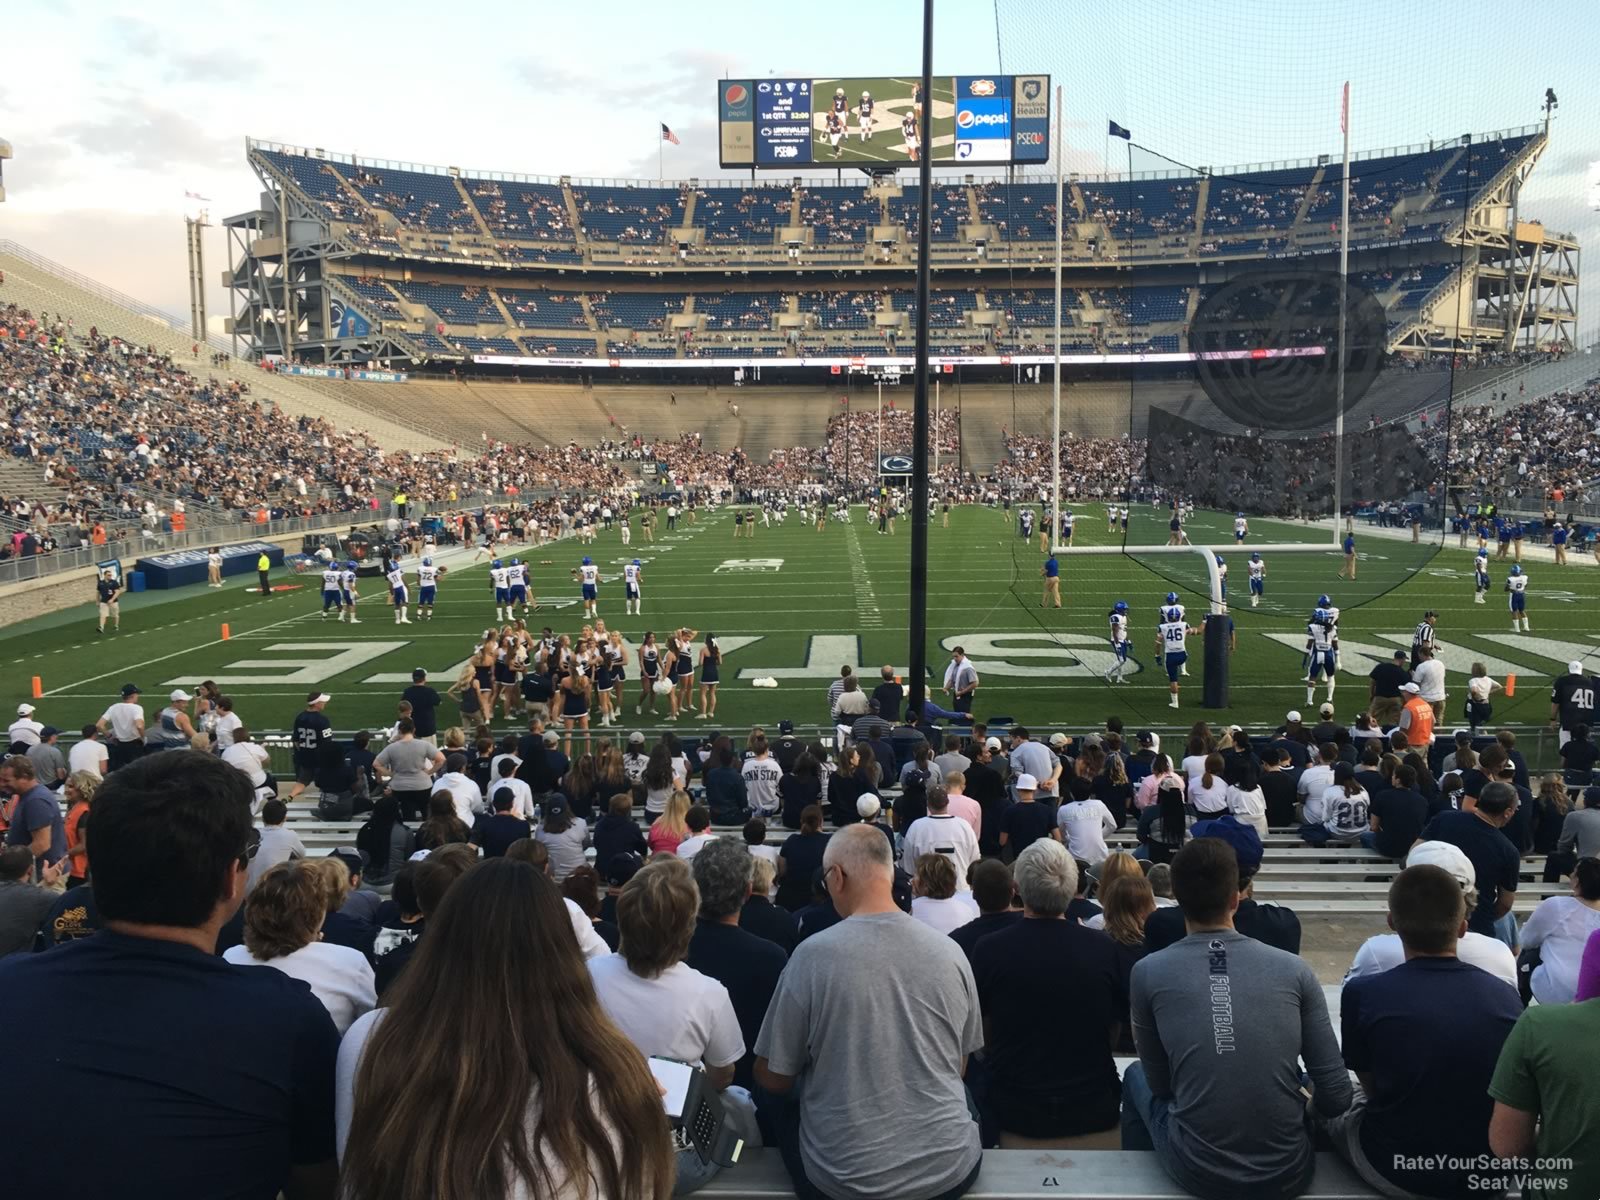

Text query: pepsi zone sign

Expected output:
[955,77,1014,164]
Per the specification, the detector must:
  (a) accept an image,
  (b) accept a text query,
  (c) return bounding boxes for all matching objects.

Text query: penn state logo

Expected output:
[1021,79,1042,101]
[881,454,914,473]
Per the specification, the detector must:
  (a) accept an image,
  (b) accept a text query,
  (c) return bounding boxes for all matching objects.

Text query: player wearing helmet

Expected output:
[1156,606,1201,709]
[507,556,529,616]
[574,554,600,619]
[1473,547,1491,604]
[1506,563,1530,631]
[624,557,643,615]
[1214,554,1228,607]
[1161,592,1189,675]
[857,89,875,141]
[382,553,410,625]
[489,556,511,621]
[1105,600,1131,684]
[417,555,440,620]
[1247,551,1265,607]
[1234,512,1249,543]
[340,560,360,624]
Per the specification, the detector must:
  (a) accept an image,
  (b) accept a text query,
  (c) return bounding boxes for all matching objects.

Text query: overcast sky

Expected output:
[2,0,1593,337]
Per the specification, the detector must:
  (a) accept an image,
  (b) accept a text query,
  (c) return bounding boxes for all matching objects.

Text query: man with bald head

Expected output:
[756,825,983,1200]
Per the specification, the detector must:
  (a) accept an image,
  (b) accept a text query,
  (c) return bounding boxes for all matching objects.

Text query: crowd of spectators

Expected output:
[1447,383,1600,505]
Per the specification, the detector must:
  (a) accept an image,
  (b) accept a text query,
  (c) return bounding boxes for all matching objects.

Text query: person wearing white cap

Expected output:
[998,773,1058,858]
[1396,682,1434,749]
[1343,841,1517,987]
[288,692,334,800]
[8,703,43,750]
[143,690,197,753]
[1550,660,1599,749]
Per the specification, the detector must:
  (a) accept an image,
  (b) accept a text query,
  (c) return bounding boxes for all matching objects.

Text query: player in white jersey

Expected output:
[573,555,600,619]
[1304,616,1338,707]
[619,511,632,545]
[1156,607,1201,709]
[1215,554,1229,609]
[506,558,530,616]
[1060,507,1076,549]
[1506,564,1530,631]
[416,557,440,620]
[623,559,643,614]
[901,111,919,161]
[1108,505,1119,533]
[1473,548,1491,604]
[340,561,361,624]
[856,91,875,140]
[1105,600,1131,684]
[320,564,344,618]
[1234,512,1249,542]
[1019,507,1035,542]
[489,558,512,621]
[1247,552,1265,607]
[1160,592,1189,675]
[383,555,411,624]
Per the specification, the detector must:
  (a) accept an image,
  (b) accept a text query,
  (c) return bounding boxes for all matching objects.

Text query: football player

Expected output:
[825,109,846,158]
[1156,606,1200,709]
[624,558,643,615]
[1215,553,1228,608]
[1247,552,1265,607]
[416,555,441,620]
[901,110,919,162]
[489,557,511,622]
[340,560,360,624]
[1473,547,1491,604]
[507,557,529,616]
[1304,611,1338,707]
[1506,563,1530,631]
[1234,512,1249,542]
[1160,592,1189,676]
[574,554,600,619]
[384,554,410,625]
[320,560,343,619]
[1105,600,1130,684]
[857,90,875,140]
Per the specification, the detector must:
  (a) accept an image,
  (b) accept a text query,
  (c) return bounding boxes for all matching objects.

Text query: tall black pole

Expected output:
[906,0,935,723]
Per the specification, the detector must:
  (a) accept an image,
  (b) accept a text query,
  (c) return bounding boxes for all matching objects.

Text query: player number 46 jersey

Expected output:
[1159,620,1188,653]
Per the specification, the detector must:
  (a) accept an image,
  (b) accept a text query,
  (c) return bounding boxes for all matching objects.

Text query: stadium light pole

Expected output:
[1050,84,1064,553]
[1333,82,1350,544]
[906,0,935,721]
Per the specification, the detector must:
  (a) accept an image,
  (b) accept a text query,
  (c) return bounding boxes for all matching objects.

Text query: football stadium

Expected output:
[2,1,1600,1197]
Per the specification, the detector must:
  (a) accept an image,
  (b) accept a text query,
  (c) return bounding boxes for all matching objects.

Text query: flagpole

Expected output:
[1051,84,1064,554]
[1333,82,1349,544]
[659,126,664,182]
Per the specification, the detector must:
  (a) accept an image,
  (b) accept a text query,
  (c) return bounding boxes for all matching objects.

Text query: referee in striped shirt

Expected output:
[1411,611,1438,668]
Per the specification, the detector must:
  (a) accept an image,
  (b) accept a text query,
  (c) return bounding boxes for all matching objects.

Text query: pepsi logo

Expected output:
[725,84,748,104]
[969,79,997,96]
[957,110,974,128]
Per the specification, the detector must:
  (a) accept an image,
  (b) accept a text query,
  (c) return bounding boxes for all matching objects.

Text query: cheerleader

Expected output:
[637,630,663,717]
[698,634,722,720]
[470,633,498,725]
[673,626,698,717]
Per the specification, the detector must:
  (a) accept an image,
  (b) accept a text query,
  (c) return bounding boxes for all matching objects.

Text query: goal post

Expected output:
[1048,541,1337,612]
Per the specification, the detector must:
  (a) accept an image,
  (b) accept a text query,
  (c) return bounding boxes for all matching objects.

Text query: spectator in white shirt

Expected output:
[8,703,43,749]
[588,855,758,1191]
[1187,753,1230,816]
[675,806,716,860]
[67,725,109,778]
[1518,859,1600,1004]
[1296,742,1339,814]
[430,752,485,827]
[909,852,979,933]
[901,786,980,886]
[211,697,242,749]
[223,859,375,1034]
[741,731,783,817]
[1413,646,1447,721]
[221,727,272,800]
[486,756,532,818]
[1057,781,1118,865]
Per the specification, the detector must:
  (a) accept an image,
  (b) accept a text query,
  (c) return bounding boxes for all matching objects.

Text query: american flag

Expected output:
[661,123,680,145]
[184,190,212,202]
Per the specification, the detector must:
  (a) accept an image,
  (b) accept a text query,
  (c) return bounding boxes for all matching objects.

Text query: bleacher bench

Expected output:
[699,1150,1373,1198]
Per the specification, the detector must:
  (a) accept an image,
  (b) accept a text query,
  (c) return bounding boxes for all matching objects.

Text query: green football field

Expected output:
[7,505,1598,753]
[811,76,954,165]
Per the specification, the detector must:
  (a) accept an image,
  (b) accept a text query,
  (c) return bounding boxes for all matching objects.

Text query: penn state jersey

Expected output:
[1158,619,1189,654]
[832,95,848,115]
[826,111,843,134]
[901,113,917,138]
[859,98,874,117]
[579,563,599,586]
[321,568,342,592]
[489,566,510,591]
[1062,511,1075,529]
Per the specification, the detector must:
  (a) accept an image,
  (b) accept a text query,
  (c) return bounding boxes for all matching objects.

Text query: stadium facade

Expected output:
[226,122,1575,377]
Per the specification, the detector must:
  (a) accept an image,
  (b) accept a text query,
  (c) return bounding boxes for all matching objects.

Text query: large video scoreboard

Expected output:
[718,74,1050,169]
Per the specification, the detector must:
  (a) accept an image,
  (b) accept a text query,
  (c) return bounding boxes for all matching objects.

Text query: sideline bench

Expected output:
[699,1149,1374,1198]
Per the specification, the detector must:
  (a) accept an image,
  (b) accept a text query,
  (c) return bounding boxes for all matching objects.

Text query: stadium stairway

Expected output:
[0,245,447,452]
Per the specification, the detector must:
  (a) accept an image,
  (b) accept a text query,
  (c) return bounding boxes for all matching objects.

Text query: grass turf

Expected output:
[6,505,1597,747]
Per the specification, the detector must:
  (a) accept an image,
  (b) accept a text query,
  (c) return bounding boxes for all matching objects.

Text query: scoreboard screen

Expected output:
[718,74,1049,169]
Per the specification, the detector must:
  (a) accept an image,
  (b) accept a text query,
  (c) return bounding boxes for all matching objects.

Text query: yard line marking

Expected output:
[845,522,883,628]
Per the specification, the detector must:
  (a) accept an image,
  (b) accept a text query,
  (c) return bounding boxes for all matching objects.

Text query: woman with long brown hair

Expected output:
[415,792,470,853]
[338,858,673,1200]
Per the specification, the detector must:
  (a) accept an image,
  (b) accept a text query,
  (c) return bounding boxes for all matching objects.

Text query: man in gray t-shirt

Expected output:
[1124,839,1351,1197]
[756,826,982,1200]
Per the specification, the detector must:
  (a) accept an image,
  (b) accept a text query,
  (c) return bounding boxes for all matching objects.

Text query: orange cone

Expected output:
[1504,673,1516,698]
[221,623,231,641]
[31,676,42,699]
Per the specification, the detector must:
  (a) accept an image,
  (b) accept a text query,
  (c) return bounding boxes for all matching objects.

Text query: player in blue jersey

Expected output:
[507,557,529,616]
[1247,552,1266,608]
[1506,564,1530,631]
[1156,607,1201,709]
[383,554,410,625]
[1040,554,1061,608]
[573,555,600,619]
[340,561,361,624]
[416,556,440,620]
[624,559,643,615]
[1105,600,1131,684]
[1337,531,1356,580]
[1473,548,1491,604]
[319,563,343,618]
[489,558,511,622]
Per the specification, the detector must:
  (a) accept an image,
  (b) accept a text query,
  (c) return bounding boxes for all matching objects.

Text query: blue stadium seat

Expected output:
[572,185,685,243]
[590,292,687,331]
[798,187,875,244]
[694,187,792,243]
[498,289,589,328]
